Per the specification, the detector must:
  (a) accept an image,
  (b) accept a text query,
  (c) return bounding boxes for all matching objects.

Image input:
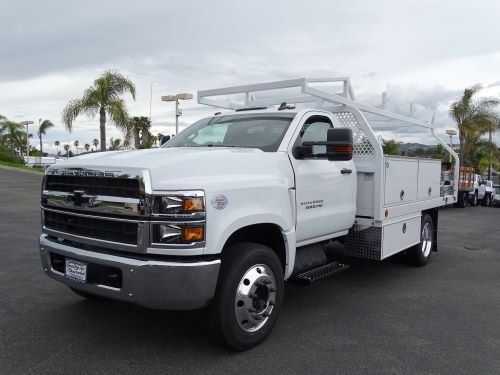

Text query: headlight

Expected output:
[152,223,205,244]
[152,191,205,217]
[151,191,206,247]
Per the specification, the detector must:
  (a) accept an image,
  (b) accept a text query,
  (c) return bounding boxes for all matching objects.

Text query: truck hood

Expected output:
[49,147,294,190]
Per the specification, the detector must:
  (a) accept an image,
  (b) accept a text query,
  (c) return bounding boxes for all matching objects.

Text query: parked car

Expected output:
[493,185,500,207]
[484,180,495,207]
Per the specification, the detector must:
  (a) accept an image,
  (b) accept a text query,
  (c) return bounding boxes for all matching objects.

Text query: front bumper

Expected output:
[39,234,220,310]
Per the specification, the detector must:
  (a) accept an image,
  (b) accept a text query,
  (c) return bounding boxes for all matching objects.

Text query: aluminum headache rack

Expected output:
[198,77,460,217]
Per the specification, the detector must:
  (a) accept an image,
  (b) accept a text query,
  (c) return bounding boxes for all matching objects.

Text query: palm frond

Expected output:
[107,98,130,132]
[61,99,83,132]
[102,70,136,100]
[37,119,55,136]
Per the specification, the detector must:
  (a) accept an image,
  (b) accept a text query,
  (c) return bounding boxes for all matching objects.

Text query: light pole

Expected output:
[446,129,457,163]
[161,93,193,135]
[20,120,34,163]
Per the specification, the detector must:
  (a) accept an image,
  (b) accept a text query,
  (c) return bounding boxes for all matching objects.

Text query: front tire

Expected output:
[406,214,434,266]
[210,242,284,351]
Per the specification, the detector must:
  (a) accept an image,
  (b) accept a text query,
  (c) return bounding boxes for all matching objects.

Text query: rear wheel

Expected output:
[406,214,434,266]
[209,242,284,351]
[471,192,478,207]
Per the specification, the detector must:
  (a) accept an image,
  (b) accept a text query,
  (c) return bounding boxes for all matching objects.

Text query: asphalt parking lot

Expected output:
[0,167,499,375]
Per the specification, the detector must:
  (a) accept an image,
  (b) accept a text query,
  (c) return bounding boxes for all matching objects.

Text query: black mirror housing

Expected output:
[326,128,353,161]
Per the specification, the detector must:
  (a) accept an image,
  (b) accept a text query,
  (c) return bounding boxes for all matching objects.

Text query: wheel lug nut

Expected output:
[252,314,263,321]
[248,307,257,313]
[263,279,272,285]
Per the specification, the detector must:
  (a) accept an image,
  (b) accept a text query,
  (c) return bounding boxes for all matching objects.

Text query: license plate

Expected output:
[65,259,87,283]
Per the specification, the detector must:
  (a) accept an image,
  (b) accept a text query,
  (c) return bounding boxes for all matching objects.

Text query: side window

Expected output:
[299,116,333,157]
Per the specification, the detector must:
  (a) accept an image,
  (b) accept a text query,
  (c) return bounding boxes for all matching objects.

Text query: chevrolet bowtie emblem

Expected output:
[68,190,95,207]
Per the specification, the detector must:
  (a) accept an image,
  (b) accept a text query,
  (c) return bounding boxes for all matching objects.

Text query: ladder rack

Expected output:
[197,77,435,130]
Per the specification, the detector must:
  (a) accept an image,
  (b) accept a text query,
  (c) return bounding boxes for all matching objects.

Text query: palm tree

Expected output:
[1,120,24,152]
[54,140,60,155]
[126,116,151,148]
[109,137,122,151]
[449,84,499,167]
[92,138,99,151]
[84,143,90,153]
[74,140,79,154]
[62,70,136,151]
[63,144,71,158]
[36,119,54,157]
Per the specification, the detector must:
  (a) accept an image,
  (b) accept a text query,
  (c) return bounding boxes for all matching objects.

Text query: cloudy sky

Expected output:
[1,0,499,153]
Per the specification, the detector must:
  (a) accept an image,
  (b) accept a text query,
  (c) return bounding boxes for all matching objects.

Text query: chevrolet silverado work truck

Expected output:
[39,78,459,350]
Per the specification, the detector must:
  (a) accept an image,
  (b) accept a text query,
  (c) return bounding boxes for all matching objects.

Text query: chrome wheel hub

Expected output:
[421,222,432,257]
[235,264,277,333]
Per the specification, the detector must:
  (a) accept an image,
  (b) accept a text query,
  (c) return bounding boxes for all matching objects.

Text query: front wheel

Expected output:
[471,192,478,207]
[406,214,434,266]
[209,242,284,351]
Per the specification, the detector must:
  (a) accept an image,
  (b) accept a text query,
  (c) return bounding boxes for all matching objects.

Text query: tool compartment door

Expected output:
[417,159,441,199]
[384,157,418,205]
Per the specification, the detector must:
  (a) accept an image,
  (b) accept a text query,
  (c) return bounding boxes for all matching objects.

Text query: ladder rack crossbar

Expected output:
[197,77,433,129]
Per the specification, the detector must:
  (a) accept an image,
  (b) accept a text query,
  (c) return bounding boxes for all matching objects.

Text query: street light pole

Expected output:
[161,93,193,135]
[446,129,457,163]
[20,120,34,163]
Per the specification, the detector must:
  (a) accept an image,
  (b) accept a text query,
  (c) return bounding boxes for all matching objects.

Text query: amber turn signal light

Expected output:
[182,197,204,211]
[182,227,204,242]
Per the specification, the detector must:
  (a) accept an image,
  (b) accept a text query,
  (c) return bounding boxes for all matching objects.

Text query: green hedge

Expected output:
[0,146,24,164]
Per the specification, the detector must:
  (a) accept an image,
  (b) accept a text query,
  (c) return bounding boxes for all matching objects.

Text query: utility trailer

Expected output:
[39,77,459,351]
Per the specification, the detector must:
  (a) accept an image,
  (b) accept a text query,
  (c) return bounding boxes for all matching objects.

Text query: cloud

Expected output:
[2,0,500,149]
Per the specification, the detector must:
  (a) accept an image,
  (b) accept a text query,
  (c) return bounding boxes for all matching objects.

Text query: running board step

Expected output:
[290,261,349,286]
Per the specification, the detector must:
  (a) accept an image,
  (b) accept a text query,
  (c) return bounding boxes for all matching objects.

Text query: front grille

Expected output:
[45,175,140,198]
[44,210,138,245]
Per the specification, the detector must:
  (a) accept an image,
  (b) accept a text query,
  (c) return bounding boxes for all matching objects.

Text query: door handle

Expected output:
[341,168,352,174]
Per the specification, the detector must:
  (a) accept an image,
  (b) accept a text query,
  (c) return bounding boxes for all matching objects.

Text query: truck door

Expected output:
[288,113,356,243]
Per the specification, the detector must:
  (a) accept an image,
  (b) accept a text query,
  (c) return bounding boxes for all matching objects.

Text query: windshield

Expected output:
[163,113,295,152]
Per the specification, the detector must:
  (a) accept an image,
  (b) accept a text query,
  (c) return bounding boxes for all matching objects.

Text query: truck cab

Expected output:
[39,78,458,350]
[469,174,487,206]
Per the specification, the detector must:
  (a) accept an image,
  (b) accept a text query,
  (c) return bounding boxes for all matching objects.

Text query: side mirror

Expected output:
[293,128,353,161]
[160,135,171,146]
[326,128,353,161]
[293,144,313,158]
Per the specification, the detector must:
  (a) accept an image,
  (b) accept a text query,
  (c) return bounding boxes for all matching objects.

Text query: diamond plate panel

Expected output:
[343,224,382,260]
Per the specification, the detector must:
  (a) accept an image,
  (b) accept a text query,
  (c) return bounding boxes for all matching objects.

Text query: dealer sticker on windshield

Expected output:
[65,259,87,283]
[211,194,228,210]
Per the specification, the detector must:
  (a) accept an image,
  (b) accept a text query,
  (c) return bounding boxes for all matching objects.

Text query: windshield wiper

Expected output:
[206,144,237,147]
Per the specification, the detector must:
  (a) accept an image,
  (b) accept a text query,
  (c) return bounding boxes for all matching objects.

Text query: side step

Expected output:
[290,261,349,286]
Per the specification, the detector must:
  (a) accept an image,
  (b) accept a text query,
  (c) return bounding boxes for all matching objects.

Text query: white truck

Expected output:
[39,78,459,350]
[468,174,487,206]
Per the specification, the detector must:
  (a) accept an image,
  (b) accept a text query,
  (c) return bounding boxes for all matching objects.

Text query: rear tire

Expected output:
[209,242,284,351]
[471,192,478,207]
[406,214,434,266]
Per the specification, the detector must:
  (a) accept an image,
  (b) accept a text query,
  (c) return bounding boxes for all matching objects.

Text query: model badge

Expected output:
[211,194,228,210]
